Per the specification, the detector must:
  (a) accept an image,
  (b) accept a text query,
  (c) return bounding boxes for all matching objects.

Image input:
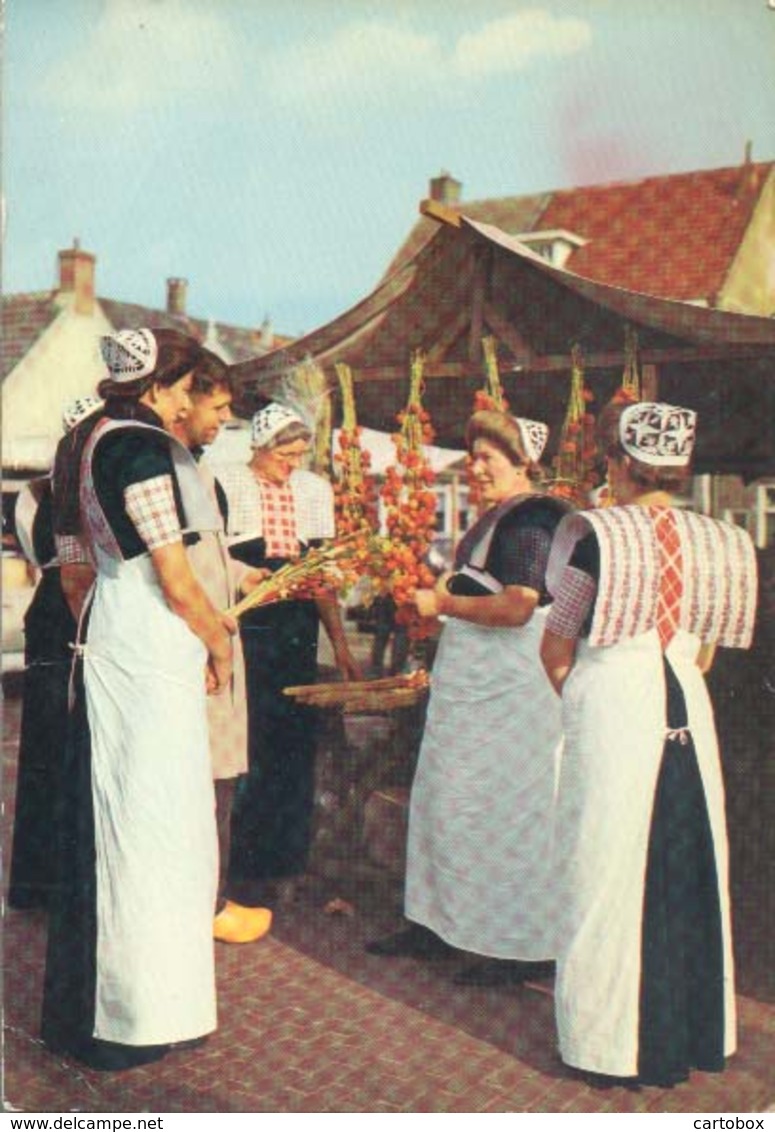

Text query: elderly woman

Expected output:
[218,403,359,910]
[368,410,568,984]
[541,401,758,1086]
[42,328,232,1071]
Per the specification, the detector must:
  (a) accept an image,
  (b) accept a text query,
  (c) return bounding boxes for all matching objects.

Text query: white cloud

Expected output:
[264,21,443,103]
[453,10,592,77]
[40,0,240,113]
[37,5,592,118]
[264,9,592,105]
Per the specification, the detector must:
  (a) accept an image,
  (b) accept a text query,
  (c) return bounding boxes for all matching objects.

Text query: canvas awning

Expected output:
[231,210,775,479]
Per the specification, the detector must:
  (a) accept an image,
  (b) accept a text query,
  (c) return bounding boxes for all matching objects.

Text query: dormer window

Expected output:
[514,229,587,269]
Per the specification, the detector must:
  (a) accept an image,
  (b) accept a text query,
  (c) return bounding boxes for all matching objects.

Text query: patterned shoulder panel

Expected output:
[548,505,758,650]
[673,510,757,649]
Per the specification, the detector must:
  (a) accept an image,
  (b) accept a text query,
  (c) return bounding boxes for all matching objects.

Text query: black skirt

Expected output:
[637,657,725,1086]
[227,553,321,898]
[9,570,76,909]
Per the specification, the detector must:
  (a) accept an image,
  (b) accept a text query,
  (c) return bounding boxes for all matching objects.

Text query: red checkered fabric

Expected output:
[650,506,683,650]
[255,477,300,559]
[545,564,597,639]
[124,475,182,551]
[55,533,93,566]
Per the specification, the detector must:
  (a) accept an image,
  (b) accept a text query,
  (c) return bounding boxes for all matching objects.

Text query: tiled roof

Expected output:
[532,161,773,302]
[1,292,60,377]
[388,162,773,303]
[99,299,291,363]
[384,192,550,276]
[1,292,293,381]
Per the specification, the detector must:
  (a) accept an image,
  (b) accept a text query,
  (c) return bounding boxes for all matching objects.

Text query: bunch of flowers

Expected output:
[225,531,387,618]
[549,345,598,507]
[332,363,379,536]
[379,351,438,638]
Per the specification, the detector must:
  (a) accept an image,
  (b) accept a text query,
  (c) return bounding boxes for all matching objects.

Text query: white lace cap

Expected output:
[100,328,158,382]
[620,402,696,467]
[250,402,306,449]
[62,394,104,433]
[515,417,549,464]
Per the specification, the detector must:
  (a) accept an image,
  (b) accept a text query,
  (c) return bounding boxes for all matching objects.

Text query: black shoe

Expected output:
[452,958,556,986]
[72,1039,170,1072]
[365,924,451,958]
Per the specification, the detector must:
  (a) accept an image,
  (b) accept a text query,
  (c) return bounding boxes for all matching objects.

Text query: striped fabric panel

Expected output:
[675,509,757,648]
[548,505,757,651]
[585,507,660,647]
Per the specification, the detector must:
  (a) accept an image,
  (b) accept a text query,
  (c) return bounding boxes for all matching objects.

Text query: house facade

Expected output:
[1,244,291,656]
[1,242,288,484]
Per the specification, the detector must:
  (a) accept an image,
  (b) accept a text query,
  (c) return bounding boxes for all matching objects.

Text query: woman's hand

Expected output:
[221,612,239,635]
[540,630,577,696]
[414,588,443,619]
[206,647,233,696]
[434,571,453,595]
[333,639,362,681]
[239,567,272,595]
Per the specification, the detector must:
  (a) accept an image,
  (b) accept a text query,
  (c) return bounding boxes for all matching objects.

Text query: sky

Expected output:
[4,0,775,339]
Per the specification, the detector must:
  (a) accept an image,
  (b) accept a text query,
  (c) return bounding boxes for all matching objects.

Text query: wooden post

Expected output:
[641,363,659,401]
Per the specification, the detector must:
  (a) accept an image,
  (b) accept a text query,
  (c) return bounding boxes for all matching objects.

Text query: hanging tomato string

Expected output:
[333,363,379,536]
[380,351,438,639]
[549,344,598,508]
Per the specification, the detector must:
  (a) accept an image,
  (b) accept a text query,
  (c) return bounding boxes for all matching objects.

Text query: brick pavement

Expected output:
[3,683,774,1114]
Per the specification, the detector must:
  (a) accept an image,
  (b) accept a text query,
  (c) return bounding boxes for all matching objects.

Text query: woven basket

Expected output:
[283,673,429,714]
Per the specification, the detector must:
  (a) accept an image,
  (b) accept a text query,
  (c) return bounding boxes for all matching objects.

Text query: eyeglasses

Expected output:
[272,446,308,462]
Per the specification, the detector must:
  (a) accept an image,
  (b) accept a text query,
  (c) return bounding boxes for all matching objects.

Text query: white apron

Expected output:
[405,604,562,959]
[553,627,735,1077]
[186,459,248,781]
[81,420,218,1045]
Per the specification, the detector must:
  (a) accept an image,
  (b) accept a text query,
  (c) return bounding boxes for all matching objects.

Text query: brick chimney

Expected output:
[259,315,274,350]
[166,277,188,316]
[58,240,96,315]
[429,171,462,206]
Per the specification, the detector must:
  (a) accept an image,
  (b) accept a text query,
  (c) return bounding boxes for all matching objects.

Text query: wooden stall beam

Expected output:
[482,302,534,363]
[419,199,462,227]
[468,248,488,361]
[427,306,471,364]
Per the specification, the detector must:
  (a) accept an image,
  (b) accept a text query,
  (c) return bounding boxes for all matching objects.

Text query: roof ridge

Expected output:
[459,160,775,208]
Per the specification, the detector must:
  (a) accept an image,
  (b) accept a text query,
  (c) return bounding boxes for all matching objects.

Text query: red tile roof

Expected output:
[533,162,773,302]
[388,162,773,304]
[383,192,550,277]
[1,292,293,381]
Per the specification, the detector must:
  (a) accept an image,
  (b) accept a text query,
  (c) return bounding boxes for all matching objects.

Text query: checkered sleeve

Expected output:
[545,564,597,639]
[55,533,93,566]
[124,475,182,551]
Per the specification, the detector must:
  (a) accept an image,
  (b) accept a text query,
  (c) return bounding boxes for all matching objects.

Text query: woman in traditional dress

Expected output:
[8,396,102,909]
[541,400,757,1086]
[42,328,232,1071]
[368,410,568,984]
[218,403,359,909]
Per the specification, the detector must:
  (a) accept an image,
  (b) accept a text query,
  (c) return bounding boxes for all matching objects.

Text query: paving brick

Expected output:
[3,688,775,1113]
